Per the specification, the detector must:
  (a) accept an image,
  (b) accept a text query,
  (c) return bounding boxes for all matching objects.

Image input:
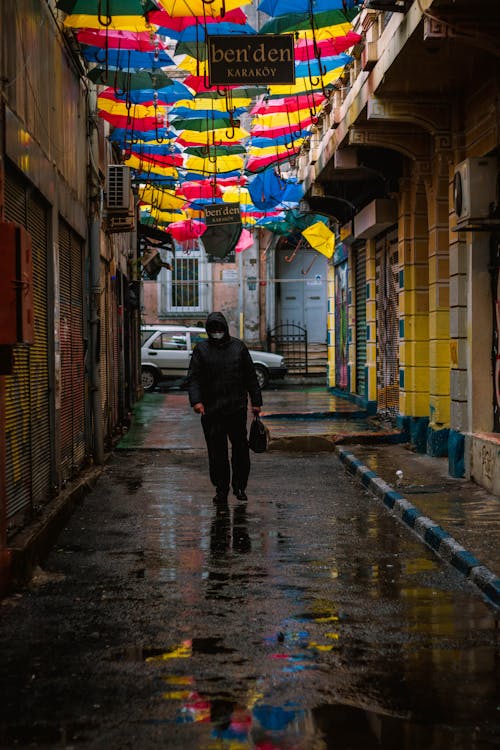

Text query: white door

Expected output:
[146,330,191,377]
[277,248,327,343]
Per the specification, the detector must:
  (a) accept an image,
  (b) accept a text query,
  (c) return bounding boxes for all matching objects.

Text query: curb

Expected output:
[336,447,500,610]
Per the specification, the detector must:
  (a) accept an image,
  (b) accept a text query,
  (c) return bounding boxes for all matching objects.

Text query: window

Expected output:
[160,245,210,314]
[151,332,187,350]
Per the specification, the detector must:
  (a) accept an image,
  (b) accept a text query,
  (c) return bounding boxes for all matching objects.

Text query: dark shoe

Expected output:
[213,489,228,504]
[234,488,247,502]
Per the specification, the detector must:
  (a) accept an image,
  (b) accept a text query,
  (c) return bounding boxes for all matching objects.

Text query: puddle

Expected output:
[111,638,236,662]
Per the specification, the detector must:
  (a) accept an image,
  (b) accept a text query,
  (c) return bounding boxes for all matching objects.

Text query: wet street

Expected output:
[0,391,499,749]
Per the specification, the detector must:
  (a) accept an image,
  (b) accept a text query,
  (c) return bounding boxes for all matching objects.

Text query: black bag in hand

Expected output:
[248,415,268,453]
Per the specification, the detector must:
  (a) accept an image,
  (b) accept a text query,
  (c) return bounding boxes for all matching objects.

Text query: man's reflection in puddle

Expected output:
[207,501,251,599]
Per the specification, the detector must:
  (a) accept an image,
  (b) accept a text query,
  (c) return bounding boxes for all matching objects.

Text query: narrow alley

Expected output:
[0,389,498,749]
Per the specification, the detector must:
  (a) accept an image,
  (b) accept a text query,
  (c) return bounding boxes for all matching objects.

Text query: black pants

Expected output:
[201,409,250,494]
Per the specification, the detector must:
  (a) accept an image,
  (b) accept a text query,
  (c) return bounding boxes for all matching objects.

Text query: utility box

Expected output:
[0,222,34,345]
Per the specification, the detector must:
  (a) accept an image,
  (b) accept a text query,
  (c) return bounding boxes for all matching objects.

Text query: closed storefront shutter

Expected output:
[376,231,399,417]
[4,168,52,522]
[334,259,348,390]
[100,264,110,445]
[354,243,367,397]
[3,174,32,520]
[26,190,52,504]
[59,219,86,482]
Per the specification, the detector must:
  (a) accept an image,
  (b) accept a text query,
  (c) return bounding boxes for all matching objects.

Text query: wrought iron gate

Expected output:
[267,322,308,374]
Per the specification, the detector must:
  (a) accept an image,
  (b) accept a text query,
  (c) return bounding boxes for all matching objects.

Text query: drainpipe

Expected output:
[88,87,104,464]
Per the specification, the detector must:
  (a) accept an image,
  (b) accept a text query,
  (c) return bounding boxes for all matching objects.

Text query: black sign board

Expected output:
[208,34,295,86]
[204,202,241,226]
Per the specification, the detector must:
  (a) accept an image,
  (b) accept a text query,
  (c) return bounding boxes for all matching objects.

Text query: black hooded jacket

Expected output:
[188,312,262,416]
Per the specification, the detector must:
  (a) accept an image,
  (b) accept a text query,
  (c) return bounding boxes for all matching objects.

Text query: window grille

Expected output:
[160,244,209,314]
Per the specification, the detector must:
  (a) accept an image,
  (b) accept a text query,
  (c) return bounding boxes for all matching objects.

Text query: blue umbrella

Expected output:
[106,81,193,105]
[81,46,175,69]
[248,169,304,210]
[258,0,358,16]
[294,53,352,79]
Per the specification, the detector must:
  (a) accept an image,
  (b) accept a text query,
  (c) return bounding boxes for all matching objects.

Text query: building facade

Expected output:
[0,0,141,591]
[298,0,500,488]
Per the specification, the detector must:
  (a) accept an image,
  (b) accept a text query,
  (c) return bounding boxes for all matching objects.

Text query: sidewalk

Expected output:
[258,387,500,608]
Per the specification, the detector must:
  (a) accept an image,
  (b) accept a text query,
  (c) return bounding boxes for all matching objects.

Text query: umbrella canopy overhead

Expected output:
[64,0,360,239]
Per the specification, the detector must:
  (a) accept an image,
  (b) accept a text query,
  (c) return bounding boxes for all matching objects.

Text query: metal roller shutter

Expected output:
[376,232,399,417]
[354,243,367,397]
[26,191,51,504]
[3,175,32,521]
[3,169,52,521]
[59,220,86,482]
[100,264,110,445]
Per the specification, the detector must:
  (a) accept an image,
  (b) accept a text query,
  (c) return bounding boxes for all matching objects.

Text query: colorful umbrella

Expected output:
[259,7,359,35]
[80,46,175,69]
[166,220,206,241]
[248,170,303,209]
[301,220,335,258]
[76,29,166,51]
[258,0,358,15]
[88,69,176,89]
[148,8,247,37]
[57,0,159,30]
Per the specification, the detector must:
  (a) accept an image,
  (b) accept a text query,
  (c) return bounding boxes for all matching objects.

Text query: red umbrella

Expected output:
[148,7,247,35]
[294,31,362,61]
[177,182,222,200]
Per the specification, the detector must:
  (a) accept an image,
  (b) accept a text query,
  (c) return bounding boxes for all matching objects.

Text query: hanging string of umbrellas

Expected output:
[56,0,363,252]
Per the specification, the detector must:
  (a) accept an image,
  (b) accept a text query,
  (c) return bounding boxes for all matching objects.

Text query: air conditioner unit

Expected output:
[106,165,132,212]
[453,158,497,224]
[104,213,135,234]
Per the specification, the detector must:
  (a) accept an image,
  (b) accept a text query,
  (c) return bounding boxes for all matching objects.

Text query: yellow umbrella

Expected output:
[248,140,305,158]
[63,14,152,30]
[177,126,249,145]
[161,0,243,17]
[301,221,335,258]
[139,187,185,211]
[184,154,245,173]
[268,67,345,96]
[98,98,158,119]
[252,107,314,129]
[222,186,253,205]
[294,22,353,43]
[173,96,252,111]
[125,154,178,178]
[142,205,187,224]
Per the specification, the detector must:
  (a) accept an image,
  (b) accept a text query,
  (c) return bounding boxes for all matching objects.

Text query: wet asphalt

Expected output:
[0,389,499,749]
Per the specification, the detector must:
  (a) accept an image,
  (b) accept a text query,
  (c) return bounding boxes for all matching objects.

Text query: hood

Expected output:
[205,311,230,344]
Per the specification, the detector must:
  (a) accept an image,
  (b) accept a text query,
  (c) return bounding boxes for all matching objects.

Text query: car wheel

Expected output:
[141,367,158,392]
[254,365,269,390]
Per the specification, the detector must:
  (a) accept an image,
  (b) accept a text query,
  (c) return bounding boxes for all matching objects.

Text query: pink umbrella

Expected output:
[251,93,325,115]
[235,228,253,252]
[166,220,206,241]
[76,29,166,51]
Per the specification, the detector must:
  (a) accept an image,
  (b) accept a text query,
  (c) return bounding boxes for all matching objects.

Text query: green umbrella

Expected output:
[171,117,233,132]
[259,7,358,35]
[184,145,246,156]
[87,68,175,90]
[57,0,158,13]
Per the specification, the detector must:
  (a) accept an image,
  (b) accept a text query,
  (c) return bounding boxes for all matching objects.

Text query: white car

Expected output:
[141,325,287,392]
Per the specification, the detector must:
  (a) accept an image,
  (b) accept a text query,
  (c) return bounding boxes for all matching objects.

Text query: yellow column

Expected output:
[399,171,430,418]
[428,158,451,428]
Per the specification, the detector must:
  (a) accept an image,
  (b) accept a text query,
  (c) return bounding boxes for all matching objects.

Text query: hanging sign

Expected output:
[208,35,295,86]
[204,202,241,226]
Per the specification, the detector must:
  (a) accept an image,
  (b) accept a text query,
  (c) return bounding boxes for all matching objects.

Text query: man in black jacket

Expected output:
[188,312,262,503]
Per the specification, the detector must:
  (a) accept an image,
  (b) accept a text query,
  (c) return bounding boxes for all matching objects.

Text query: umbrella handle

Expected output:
[97,0,112,27]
